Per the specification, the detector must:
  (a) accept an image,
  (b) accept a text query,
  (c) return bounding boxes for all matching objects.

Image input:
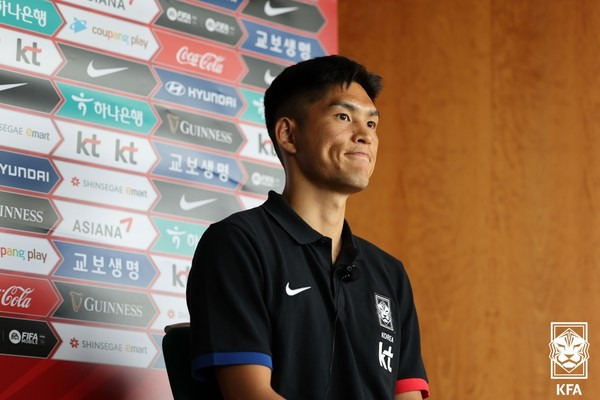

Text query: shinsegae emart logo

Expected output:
[549,322,589,379]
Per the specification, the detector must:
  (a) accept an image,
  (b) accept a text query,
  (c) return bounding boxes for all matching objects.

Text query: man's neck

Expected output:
[282,185,348,263]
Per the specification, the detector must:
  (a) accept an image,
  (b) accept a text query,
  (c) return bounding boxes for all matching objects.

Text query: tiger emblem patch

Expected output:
[549,322,589,379]
[374,293,393,331]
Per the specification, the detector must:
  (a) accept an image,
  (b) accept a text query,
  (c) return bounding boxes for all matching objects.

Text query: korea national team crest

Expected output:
[549,322,590,380]
[375,293,394,331]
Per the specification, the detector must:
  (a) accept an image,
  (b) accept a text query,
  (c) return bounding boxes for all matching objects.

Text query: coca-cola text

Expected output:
[176,46,225,74]
[0,286,34,309]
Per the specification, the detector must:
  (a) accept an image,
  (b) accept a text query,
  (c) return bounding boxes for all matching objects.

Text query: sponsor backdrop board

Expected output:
[0,0,337,397]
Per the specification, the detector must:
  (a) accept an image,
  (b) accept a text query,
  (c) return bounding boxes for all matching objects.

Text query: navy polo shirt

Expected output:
[187,191,429,399]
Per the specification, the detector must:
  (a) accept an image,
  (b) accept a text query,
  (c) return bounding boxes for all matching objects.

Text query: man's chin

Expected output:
[332,179,370,195]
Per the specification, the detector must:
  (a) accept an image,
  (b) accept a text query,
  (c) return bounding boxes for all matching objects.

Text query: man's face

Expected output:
[292,81,379,194]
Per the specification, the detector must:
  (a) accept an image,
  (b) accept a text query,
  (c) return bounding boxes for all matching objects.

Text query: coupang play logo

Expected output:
[0,232,59,276]
[57,4,158,61]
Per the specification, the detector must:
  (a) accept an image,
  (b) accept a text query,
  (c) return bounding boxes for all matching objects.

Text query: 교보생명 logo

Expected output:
[549,322,589,380]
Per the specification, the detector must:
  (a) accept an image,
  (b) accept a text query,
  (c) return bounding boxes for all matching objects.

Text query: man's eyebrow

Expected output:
[329,100,379,117]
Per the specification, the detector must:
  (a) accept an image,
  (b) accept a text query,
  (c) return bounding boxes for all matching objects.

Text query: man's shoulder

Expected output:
[353,235,402,265]
[204,205,271,239]
[194,206,272,260]
[353,234,405,269]
[217,205,266,225]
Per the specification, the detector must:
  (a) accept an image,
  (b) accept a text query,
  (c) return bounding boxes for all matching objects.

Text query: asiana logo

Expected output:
[549,322,589,379]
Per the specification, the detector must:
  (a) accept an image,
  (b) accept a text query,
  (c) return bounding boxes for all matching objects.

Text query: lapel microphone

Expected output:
[340,264,361,282]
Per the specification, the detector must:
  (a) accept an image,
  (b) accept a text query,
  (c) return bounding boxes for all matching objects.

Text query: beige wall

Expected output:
[339,1,600,398]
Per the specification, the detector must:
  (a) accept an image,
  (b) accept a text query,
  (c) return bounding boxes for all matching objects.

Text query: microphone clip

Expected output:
[339,264,361,282]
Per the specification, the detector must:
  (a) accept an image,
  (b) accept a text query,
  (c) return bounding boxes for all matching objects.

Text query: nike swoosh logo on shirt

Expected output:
[87,61,129,78]
[264,69,277,85]
[264,1,299,17]
[0,83,27,92]
[179,195,217,211]
[285,282,311,296]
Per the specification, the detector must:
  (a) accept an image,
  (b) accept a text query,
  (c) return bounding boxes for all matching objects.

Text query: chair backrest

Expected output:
[162,323,208,399]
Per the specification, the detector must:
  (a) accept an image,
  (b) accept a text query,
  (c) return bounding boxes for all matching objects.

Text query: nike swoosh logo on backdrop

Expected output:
[179,195,217,211]
[285,282,311,296]
[264,69,277,85]
[87,61,129,78]
[264,1,299,17]
[0,83,27,91]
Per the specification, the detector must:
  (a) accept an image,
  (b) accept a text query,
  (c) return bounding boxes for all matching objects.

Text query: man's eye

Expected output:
[367,121,377,129]
[337,114,350,121]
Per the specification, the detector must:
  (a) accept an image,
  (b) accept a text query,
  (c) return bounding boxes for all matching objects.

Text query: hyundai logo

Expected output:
[165,81,186,96]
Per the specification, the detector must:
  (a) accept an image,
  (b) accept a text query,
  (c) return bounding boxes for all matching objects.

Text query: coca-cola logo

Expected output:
[0,286,34,309]
[0,273,60,316]
[154,30,243,82]
[176,46,225,74]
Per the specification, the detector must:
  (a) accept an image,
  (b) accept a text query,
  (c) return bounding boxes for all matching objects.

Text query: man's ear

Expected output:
[274,117,297,155]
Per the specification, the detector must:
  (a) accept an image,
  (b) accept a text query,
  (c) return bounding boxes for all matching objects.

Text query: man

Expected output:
[186,55,429,399]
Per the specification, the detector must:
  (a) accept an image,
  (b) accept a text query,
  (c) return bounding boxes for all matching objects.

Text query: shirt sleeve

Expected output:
[186,220,272,381]
[395,264,430,399]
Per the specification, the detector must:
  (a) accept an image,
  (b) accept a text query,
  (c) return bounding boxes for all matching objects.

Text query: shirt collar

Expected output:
[263,191,322,245]
[262,191,360,258]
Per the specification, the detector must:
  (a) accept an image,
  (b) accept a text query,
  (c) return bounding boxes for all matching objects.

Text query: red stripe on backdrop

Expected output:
[123,366,172,400]
[0,357,58,399]
[0,357,171,399]
[61,363,120,399]
[316,0,339,54]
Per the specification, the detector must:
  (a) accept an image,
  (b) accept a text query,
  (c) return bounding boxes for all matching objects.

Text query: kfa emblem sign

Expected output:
[549,322,589,379]
[549,322,589,397]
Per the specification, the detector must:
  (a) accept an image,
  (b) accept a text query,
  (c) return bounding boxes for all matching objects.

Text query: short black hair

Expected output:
[264,55,382,161]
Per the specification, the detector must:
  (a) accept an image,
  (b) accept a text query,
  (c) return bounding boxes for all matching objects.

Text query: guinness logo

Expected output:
[53,281,156,327]
[69,291,83,312]
[167,113,180,134]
